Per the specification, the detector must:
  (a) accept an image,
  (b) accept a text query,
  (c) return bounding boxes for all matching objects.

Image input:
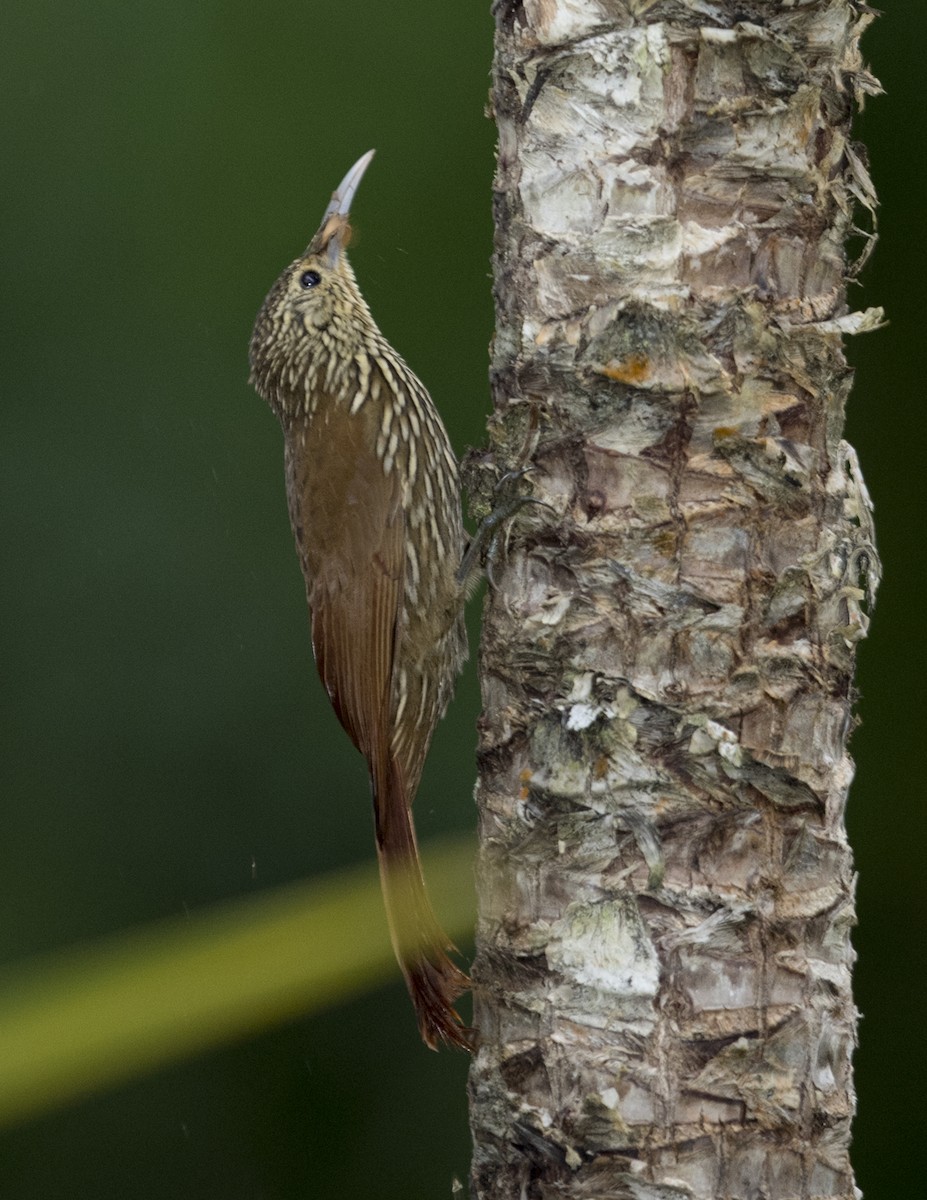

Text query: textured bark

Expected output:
[469,3,881,1198]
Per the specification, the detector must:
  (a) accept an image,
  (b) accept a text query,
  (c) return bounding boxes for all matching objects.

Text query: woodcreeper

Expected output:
[249,151,472,1049]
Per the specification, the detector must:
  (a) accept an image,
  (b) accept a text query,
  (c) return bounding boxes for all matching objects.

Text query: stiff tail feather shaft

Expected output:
[373,758,472,1051]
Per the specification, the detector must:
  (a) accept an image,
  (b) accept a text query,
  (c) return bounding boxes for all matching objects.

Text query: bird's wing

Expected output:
[285,397,403,768]
[282,390,472,1050]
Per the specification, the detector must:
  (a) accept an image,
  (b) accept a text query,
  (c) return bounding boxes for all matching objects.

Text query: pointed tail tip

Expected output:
[407,956,476,1052]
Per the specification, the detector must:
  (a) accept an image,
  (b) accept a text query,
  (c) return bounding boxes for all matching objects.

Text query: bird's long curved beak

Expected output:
[310,149,375,267]
[324,149,375,221]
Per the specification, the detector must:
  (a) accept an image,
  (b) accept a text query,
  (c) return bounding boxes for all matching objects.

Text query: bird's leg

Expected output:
[457,467,552,590]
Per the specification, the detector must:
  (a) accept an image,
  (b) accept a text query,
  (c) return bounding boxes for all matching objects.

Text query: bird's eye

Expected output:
[300,269,322,289]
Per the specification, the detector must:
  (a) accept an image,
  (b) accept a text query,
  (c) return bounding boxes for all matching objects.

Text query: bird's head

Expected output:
[249,150,376,414]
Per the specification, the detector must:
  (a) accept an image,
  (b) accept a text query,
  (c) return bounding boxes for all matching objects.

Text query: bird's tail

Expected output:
[372,757,473,1051]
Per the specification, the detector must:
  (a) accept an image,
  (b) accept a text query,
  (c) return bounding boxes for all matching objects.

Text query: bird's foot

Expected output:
[458,467,552,589]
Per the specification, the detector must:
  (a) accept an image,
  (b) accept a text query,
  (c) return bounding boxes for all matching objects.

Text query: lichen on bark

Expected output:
[470,3,881,1198]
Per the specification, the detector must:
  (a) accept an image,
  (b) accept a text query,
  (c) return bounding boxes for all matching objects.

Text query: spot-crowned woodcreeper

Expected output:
[248,151,472,1050]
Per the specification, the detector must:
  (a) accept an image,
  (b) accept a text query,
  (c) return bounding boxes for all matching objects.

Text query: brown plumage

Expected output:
[248,151,471,1049]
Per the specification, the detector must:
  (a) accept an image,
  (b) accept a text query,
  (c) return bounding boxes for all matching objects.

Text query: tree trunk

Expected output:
[469,3,881,1198]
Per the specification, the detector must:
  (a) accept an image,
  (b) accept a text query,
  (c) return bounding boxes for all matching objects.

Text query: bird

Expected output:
[248,151,472,1050]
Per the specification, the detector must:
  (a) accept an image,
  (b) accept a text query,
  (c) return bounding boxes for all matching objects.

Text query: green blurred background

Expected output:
[0,4,921,1197]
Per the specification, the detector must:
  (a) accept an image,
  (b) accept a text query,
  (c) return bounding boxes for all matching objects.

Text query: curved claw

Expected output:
[457,466,554,588]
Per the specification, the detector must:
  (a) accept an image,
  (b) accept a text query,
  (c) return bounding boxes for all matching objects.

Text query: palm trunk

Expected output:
[469,3,881,1198]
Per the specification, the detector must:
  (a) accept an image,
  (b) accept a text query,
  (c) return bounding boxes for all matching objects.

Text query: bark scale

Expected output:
[469,3,881,1198]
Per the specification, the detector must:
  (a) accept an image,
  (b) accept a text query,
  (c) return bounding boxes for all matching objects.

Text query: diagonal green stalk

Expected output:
[0,835,474,1127]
